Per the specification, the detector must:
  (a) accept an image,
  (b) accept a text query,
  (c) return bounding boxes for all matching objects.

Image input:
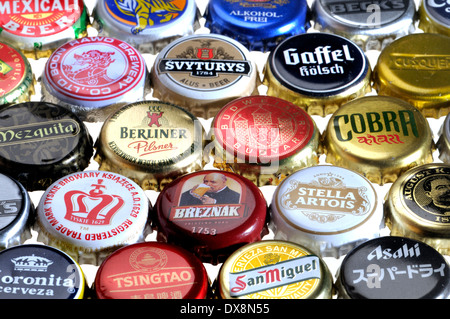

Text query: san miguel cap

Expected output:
[322,96,435,185]
[95,242,209,299]
[212,95,320,187]
[0,102,93,191]
[92,0,200,54]
[263,33,371,117]
[419,0,450,36]
[0,0,89,59]
[384,163,450,255]
[0,244,85,299]
[336,236,450,299]
[217,240,333,299]
[151,34,258,119]
[204,0,310,52]
[42,36,149,122]
[312,0,416,51]
[153,170,268,264]
[94,101,204,192]
[34,171,151,265]
[373,33,450,118]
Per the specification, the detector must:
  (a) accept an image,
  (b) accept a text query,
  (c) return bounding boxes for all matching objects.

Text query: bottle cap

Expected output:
[41,36,149,122]
[0,0,89,59]
[270,165,383,258]
[94,101,204,192]
[384,163,450,255]
[263,33,372,117]
[336,236,450,299]
[418,0,450,36]
[313,0,416,51]
[151,34,259,119]
[204,0,310,52]
[95,242,209,299]
[373,33,450,118]
[212,95,320,186]
[322,96,435,185]
[92,0,200,54]
[216,240,333,299]
[437,113,450,163]
[34,170,151,265]
[153,170,268,265]
[0,102,93,191]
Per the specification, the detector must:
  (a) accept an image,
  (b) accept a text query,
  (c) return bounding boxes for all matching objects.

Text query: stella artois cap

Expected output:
[312,0,416,51]
[322,96,435,185]
[34,171,152,265]
[94,242,210,299]
[92,0,200,54]
[41,36,149,122]
[0,102,93,191]
[212,95,320,187]
[384,163,450,256]
[0,0,89,59]
[151,34,259,119]
[217,240,333,299]
[153,170,269,265]
[438,113,450,163]
[419,0,450,36]
[204,0,310,52]
[336,236,450,299]
[373,33,450,118]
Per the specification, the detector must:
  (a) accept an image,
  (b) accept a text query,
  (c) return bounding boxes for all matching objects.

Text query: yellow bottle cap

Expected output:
[418,0,450,36]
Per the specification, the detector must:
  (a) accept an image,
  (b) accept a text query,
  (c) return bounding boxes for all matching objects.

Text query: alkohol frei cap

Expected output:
[419,0,450,36]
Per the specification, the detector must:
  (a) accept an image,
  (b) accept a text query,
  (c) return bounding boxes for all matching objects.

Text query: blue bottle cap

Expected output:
[204,0,310,52]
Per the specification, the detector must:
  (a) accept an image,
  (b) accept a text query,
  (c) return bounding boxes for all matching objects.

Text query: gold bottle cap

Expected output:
[384,163,450,255]
[373,33,450,118]
[322,96,435,185]
[418,0,450,36]
[216,240,333,299]
[94,101,204,191]
[438,113,450,163]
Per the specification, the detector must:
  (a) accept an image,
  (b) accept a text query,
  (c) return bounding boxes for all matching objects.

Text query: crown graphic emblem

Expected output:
[11,255,53,272]
[63,179,124,225]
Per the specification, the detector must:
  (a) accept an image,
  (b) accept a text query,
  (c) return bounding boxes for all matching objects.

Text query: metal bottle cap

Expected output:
[204,0,310,52]
[41,36,150,122]
[151,34,259,119]
[419,0,450,36]
[322,96,435,185]
[212,95,320,187]
[217,240,333,299]
[263,33,372,117]
[384,163,450,255]
[313,0,416,51]
[373,33,450,118]
[0,0,89,59]
[94,101,204,192]
[95,242,210,299]
[437,113,450,163]
[92,0,200,54]
[34,170,152,265]
[336,236,450,299]
[270,165,383,258]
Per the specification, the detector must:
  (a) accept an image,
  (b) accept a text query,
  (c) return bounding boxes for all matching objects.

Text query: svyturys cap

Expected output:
[153,170,268,264]
[93,0,200,54]
[95,242,209,299]
[322,96,435,185]
[419,0,450,36]
[204,0,310,52]
[263,33,372,116]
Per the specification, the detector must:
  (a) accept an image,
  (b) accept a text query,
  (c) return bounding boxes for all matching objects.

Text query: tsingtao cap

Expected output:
[151,34,259,118]
[95,242,210,299]
[0,0,89,59]
[93,0,200,54]
[373,33,450,118]
[419,0,450,36]
[42,36,149,122]
[263,33,372,116]
[204,0,310,52]
[212,95,320,187]
[437,113,450,163]
[94,101,204,192]
[336,236,450,299]
[322,96,435,185]
[217,240,333,299]
[153,170,268,264]
[35,171,151,265]
[313,0,416,51]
